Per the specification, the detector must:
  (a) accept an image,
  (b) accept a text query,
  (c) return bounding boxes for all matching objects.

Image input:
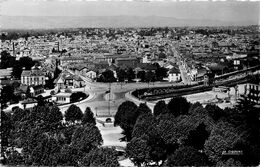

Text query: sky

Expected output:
[1,0,259,23]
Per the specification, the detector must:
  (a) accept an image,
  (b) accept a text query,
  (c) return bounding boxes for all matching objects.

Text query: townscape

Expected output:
[1,1,260,167]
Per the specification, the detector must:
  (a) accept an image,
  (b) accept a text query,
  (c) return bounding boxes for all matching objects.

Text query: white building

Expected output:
[52,92,72,103]
[167,67,181,82]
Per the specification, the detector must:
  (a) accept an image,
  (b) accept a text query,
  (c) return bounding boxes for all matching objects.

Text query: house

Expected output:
[0,68,13,79]
[54,75,65,90]
[16,85,29,97]
[142,55,151,63]
[72,75,85,88]
[60,56,85,66]
[115,57,140,69]
[243,83,260,104]
[138,63,158,72]
[94,61,110,71]
[21,66,45,86]
[85,70,97,80]
[30,85,44,97]
[52,92,72,103]
[64,75,74,88]
[167,67,181,82]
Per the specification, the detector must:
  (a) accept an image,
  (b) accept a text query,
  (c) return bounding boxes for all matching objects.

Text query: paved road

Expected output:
[62,68,179,116]
[170,44,192,85]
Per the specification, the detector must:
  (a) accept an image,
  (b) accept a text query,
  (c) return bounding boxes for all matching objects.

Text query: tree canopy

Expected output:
[82,107,96,125]
[153,100,169,117]
[114,101,139,141]
[71,124,103,153]
[166,146,208,166]
[79,147,120,167]
[167,96,191,117]
[65,104,83,123]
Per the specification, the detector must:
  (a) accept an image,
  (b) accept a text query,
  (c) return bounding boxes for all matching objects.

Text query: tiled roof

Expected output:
[21,70,31,76]
[169,67,180,74]
[31,70,45,76]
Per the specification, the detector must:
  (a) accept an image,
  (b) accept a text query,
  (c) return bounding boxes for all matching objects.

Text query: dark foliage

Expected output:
[71,92,87,103]
[114,101,139,141]
[116,68,127,82]
[137,71,146,82]
[79,147,120,167]
[82,107,96,125]
[184,123,210,150]
[1,111,13,147]
[136,103,152,117]
[205,104,227,121]
[65,104,83,123]
[126,136,151,167]
[153,100,169,117]
[167,96,191,117]
[155,67,168,81]
[71,124,103,153]
[166,146,209,166]
[97,69,117,83]
[127,68,136,82]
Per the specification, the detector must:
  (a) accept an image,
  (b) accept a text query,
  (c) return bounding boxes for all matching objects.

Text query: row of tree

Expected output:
[97,66,168,83]
[2,93,259,166]
[1,102,120,166]
[0,51,37,79]
[114,96,260,166]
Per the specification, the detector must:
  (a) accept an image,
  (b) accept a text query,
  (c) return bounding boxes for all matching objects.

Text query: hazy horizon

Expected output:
[1,0,259,28]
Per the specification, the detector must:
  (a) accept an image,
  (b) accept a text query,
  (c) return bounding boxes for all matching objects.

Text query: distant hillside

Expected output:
[0,15,256,29]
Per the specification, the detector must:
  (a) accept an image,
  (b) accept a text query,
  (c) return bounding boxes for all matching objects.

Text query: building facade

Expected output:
[21,67,45,86]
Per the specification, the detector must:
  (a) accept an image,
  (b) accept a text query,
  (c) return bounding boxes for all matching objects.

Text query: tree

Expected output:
[82,107,96,125]
[188,102,203,114]
[137,71,146,82]
[225,97,260,166]
[57,144,84,166]
[65,104,83,124]
[114,101,139,141]
[11,108,26,123]
[0,51,15,69]
[126,136,151,167]
[153,100,169,117]
[11,56,36,79]
[116,68,127,82]
[0,84,16,109]
[167,96,191,117]
[184,123,210,150]
[132,114,155,139]
[30,135,61,166]
[98,69,116,83]
[136,103,152,117]
[44,106,63,130]
[155,67,168,81]
[71,124,103,153]
[132,114,167,165]
[205,104,227,121]
[19,56,35,70]
[70,92,87,102]
[79,147,120,167]
[145,70,155,83]
[127,68,135,82]
[166,146,208,166]
[204,121,242,163]
[5,147,24,165]
[1,111,13,148]
[60,125,77,145]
